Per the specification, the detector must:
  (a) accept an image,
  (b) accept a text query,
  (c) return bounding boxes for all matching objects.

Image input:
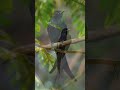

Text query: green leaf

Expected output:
[38,48,55,72]
[35,39,56,72]
[35,23,41,38]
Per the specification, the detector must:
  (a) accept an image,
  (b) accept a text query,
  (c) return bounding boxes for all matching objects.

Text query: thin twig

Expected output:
[55,48,85,53]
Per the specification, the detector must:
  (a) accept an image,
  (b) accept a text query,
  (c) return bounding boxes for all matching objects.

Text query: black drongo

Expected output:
[47,10,76,81]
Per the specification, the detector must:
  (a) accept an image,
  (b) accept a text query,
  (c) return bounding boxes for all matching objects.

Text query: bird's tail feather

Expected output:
[62,56,77,81]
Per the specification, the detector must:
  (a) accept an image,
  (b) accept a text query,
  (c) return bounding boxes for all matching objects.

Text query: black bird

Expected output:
[47,10,76,81]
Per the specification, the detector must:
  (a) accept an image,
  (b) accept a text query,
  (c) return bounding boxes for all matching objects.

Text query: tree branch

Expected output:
[39,36,85,49]
[13,25,120,54]
[53,48,84,53]
[36,37,85,53]
[13,37,85,54]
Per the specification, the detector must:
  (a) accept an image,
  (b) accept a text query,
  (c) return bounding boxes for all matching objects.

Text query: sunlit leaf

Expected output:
[37,48,55,72]
[35,23,41,38]
[35,39,56,71]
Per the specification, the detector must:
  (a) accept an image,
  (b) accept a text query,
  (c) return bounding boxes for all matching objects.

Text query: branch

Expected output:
[13,25,120,54]
[13,37,85,54]
[39,37,85,49]
[36,37,85,53]
[55,49,85,53]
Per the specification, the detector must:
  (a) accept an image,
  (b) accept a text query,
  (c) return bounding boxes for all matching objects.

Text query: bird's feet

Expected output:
[51,42,54,50]
[60,41,64,47]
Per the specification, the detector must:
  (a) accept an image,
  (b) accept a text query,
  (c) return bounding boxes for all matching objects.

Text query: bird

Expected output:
[47,10,76,81]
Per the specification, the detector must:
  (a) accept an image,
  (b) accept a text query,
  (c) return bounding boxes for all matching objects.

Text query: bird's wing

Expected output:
[47,25,61,43]
[47,25,61,73]
[59,21,67,29]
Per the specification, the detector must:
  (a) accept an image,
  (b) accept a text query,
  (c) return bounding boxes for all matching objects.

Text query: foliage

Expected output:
[65,0,85,37]
[35,0,85,38]
[35,0,55,38]
[35,39,56,72]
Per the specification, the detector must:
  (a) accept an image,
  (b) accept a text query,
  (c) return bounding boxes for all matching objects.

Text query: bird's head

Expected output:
[53,10,64,19]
